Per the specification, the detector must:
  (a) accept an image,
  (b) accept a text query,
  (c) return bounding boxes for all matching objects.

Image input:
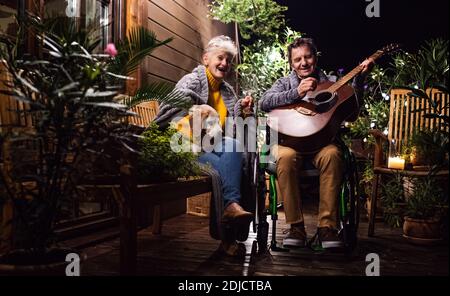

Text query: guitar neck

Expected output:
[328,50,384,93]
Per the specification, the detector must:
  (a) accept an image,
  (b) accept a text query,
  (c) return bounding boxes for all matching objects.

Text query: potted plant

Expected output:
[0,13,180,274]
[402,174,448,245]
[137,122,200,183]
[380,173,406,228]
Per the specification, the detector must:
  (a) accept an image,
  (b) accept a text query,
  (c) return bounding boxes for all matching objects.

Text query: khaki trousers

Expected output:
[272,144,344,228]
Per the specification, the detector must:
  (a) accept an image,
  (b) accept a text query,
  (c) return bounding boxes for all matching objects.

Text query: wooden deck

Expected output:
[79,201,448,276]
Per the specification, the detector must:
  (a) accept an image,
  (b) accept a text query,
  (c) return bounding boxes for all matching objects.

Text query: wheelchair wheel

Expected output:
[339,151,360,253]
[247,150,270,252]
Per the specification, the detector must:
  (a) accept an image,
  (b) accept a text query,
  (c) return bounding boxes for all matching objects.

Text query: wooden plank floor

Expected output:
[80,202,449,276]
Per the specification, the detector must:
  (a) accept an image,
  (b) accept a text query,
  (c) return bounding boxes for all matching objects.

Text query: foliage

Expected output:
[345,66,391,144]
[0,16,127,252]
[409,129,449,167]
[209,0,287,41]
[347,39,449,143]
[137,123,200,182]
[380,173,405,228]
[393,38,448,89]
[121,82,191,110]
[404,176,447,220]
[0,14,183,254]
[359,160,374,199]
[108,26,172,77]
[380,170,447,225]
[393,39,449,129]
[237,28,302,101]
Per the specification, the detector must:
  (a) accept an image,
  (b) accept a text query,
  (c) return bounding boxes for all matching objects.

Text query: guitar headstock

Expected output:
[381,43,401,55]
[370,43,401,61]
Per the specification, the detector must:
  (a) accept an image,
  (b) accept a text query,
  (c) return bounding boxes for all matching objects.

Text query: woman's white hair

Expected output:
[204,35,237,57]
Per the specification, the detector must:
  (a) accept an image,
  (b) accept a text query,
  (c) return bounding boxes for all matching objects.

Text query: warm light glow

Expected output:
[388,157,405,170]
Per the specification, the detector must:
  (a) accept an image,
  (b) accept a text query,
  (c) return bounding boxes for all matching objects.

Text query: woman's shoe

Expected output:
[222,202,253,224]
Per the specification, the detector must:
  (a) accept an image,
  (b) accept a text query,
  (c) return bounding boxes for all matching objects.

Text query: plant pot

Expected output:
[402,216,442,246]
[0,248,85,276]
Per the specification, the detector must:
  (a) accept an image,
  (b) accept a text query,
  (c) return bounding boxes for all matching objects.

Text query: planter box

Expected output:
[186,193,211,217]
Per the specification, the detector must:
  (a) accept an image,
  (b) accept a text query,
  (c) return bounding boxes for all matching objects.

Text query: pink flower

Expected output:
[104,43,118,57]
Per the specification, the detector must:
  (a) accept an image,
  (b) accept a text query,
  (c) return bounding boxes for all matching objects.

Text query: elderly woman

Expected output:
[154,36,253,256]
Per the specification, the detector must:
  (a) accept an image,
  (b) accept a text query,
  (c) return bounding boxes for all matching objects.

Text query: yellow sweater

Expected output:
[206,68,227,128]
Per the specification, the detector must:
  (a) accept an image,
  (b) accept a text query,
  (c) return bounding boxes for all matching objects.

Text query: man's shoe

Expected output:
[222,202,253,224]
[282,225,307,248]
[318,227,344,249]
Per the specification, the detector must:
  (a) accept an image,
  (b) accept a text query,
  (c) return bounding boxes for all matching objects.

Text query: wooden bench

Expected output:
[82,171,212,275]
[82,101,214,275]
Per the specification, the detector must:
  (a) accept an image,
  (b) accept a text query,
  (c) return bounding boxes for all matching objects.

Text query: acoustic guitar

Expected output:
[267,44,399,153]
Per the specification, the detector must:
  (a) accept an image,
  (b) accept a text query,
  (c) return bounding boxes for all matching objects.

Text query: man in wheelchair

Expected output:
[259,37,374,249]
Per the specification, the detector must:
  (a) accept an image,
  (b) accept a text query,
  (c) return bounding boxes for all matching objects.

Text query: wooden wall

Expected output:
[128,0,236,85]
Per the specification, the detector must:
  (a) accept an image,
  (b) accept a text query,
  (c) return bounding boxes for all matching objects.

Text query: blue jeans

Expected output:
[198,137,243,208]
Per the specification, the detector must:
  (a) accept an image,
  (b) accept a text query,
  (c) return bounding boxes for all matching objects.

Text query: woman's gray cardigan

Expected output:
[154,65,244,126]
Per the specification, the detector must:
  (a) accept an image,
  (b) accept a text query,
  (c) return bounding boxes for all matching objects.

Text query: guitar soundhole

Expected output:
[315,91,333,103]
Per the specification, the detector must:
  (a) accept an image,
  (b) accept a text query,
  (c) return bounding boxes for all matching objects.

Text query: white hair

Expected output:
[204,35,237,57]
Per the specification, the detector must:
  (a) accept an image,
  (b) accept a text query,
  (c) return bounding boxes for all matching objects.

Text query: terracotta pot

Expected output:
[403,216,442,245]
[0,248,85,276]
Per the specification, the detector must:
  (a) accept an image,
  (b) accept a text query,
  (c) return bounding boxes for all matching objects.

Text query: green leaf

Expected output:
[125,82,193,109]
[85,89,118,98]
[83,102,128,109]
[110,26,173,76]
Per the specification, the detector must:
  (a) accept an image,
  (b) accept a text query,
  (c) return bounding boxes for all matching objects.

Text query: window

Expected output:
[43,0,113,51]
[40,0,126,229]
[0,0,19,37]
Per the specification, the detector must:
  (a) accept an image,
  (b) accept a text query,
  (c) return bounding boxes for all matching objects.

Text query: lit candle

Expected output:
[388,157,405,170]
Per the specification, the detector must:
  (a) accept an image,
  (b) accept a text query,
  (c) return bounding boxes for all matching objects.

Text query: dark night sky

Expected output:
[275,0,449,72]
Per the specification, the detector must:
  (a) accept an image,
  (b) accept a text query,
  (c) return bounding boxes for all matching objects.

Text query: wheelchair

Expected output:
[244,127,362,254]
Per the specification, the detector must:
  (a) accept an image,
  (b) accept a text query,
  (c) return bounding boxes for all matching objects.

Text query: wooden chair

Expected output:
[368,88,449,236]
[127,101,159,127]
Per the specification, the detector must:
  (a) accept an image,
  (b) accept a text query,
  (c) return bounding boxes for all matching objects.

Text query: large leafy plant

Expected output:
[0,14,184,255]
[209,0,287,41]
[137,123,200,183]
[237,28,302,101]
[404,176,447,220]
[393,38,448,90]
[393,38,449,129]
